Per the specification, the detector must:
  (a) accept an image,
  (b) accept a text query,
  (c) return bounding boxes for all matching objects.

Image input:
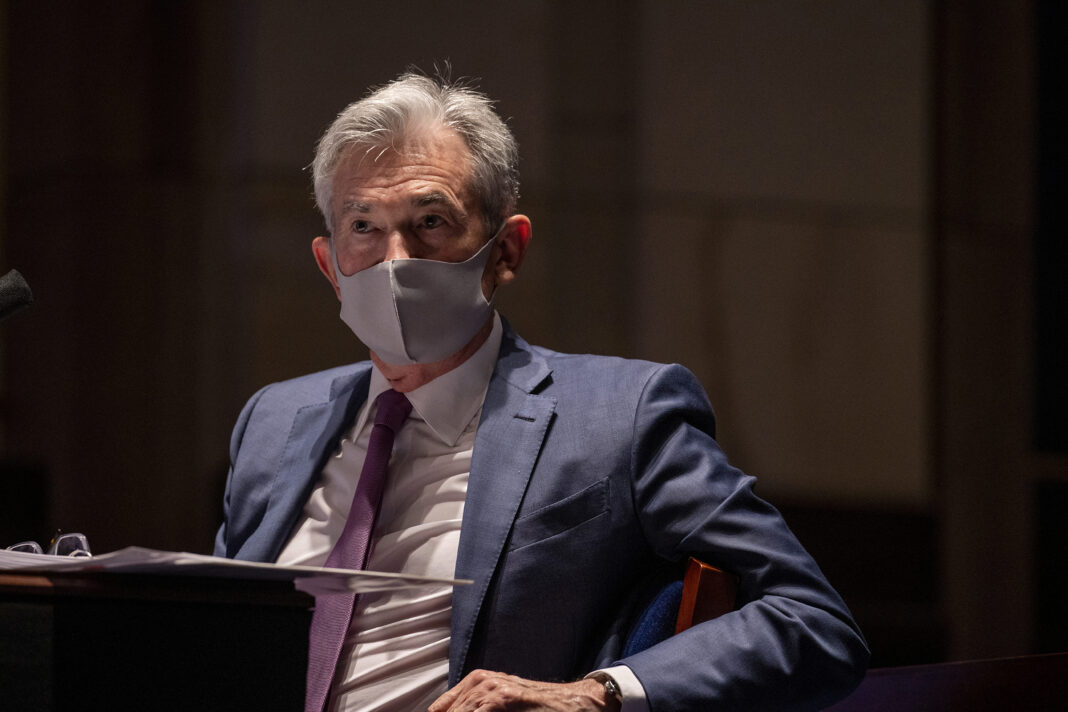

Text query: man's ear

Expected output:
[312,236,342,300]
[491,215,532,288]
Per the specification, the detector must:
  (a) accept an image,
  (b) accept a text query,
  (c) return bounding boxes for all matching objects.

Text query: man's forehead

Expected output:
[338,190,464,215]
[331,132,475,213]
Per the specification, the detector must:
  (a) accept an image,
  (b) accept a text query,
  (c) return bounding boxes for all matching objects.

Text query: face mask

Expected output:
[331,233,498,365]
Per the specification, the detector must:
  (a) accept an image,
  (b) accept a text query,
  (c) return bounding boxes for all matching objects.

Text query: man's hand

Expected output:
[428,670,621,712]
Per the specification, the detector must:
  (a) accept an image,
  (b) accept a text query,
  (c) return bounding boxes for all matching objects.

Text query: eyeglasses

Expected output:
[5,541,43,554]
[4,532,92,557]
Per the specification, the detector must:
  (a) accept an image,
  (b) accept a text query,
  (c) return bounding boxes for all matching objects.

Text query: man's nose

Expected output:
[382,231,413,262]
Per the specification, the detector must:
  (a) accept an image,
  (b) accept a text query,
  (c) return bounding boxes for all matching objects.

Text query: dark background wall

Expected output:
[0,0,1064,669]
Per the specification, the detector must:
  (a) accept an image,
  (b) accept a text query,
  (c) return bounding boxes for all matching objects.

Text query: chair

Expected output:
[623,557,737,656]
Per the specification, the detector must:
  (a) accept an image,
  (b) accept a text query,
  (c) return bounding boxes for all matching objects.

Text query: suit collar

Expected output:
[494,318,553,395]
[329,366,370,403]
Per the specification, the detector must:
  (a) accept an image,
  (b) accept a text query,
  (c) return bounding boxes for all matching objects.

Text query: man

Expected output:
[215,72,868,711]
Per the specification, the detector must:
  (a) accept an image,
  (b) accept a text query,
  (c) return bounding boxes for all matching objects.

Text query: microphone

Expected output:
[0,269,34,322]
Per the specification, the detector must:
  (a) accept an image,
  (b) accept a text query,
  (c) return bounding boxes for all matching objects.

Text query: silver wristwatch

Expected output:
[589,672,624,705]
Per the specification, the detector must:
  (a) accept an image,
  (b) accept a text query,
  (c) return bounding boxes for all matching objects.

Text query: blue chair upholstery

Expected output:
[622,579,684,657]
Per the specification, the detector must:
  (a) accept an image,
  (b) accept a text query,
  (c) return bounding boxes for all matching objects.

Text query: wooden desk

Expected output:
[0,571,312,711]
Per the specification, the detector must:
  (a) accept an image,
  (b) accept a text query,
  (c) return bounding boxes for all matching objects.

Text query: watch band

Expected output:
[589,672,624,704]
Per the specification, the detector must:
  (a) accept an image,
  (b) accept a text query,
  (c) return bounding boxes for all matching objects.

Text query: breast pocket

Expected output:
[507,477,610,552]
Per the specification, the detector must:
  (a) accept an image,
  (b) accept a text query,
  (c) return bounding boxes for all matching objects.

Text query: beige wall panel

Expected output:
[638,0,927,212]
[633,210,720,370]
[639,211,929,505]
[634,0,930,505]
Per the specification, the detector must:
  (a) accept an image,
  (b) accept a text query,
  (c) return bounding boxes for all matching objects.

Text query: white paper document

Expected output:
[0,546,470,595]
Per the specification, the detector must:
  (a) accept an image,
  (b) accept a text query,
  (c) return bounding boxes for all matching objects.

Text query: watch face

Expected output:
[589,672,623,703]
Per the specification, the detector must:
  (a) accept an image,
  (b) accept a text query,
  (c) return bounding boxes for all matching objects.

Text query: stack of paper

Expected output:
[0,546,470,596]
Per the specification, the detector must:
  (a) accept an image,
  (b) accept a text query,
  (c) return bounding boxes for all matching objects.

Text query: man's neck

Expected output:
[369,316,495,393]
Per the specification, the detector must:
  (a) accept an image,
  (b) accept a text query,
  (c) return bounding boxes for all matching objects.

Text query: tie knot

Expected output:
[374,389,412,433]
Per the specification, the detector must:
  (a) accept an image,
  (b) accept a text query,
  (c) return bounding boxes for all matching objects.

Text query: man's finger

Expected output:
[429,672,613,712]
[428,669,495,712]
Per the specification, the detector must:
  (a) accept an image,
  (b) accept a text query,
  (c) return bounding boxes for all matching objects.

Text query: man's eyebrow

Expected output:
[340,200,372,215]
[413,192,465,215]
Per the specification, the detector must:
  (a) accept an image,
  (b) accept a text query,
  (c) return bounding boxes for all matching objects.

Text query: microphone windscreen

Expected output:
[0,269,34,322]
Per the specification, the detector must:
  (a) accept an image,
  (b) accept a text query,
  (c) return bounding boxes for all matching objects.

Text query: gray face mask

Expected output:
[331,234,498,365]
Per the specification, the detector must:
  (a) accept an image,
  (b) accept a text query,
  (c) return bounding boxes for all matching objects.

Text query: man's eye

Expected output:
[352,220,372,234]
[420,215,445,229]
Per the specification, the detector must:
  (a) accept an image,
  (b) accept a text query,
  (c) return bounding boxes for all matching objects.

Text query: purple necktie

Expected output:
[305,389,413,712]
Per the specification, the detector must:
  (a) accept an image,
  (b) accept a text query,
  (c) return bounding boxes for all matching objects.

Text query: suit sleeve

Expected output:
[618,364,869,711]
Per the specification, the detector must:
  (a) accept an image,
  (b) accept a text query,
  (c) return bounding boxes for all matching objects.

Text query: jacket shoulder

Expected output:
[535,347,704,398]
[248,361,371,411]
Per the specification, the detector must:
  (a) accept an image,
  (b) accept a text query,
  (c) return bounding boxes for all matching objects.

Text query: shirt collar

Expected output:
[360,313,503,447]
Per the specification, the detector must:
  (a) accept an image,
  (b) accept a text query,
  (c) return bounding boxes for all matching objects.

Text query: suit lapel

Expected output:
[449,328,555,684]
[241,366,371,562]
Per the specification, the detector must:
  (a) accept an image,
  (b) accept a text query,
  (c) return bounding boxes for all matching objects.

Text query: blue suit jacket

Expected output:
[215,326,868,710]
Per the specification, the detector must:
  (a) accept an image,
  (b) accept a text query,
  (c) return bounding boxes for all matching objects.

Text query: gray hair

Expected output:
[312,72,520,236]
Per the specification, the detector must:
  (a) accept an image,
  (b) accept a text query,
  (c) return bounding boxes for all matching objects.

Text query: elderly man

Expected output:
[214,72,868,712]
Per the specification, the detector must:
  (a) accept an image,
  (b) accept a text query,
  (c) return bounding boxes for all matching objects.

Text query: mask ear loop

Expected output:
[328,236,347,279]
[481,219,509,302]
